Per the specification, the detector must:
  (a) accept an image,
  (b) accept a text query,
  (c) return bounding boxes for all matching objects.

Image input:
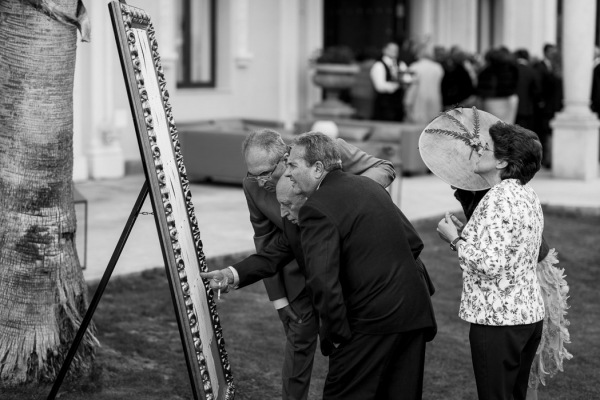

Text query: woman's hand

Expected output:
[450,214,465,236]
[437,212,459,243]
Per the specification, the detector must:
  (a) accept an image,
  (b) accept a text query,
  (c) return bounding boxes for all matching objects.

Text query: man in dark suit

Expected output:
[534,43,563,167]
[238,129,395,400]
[204,132,435,399]
[514,49,541,131]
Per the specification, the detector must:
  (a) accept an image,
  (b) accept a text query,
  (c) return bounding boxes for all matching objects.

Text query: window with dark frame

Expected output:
[177,0,216,88]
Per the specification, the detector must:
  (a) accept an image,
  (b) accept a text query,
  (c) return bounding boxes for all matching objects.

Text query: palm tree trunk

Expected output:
[0,0,97,385]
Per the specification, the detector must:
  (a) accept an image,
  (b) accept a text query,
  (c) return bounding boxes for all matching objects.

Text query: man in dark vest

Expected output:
[370,41,408,121]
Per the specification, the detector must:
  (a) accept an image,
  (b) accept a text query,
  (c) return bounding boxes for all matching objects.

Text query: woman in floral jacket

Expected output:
[438,122,545,400]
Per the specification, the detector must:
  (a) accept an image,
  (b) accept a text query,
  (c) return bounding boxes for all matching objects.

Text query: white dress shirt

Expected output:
[370,56,403,93]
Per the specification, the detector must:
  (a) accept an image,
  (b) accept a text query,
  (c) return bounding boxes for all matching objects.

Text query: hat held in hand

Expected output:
[418,107,501,191]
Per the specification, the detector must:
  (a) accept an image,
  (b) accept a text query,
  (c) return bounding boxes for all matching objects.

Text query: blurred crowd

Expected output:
[350,39,599,168]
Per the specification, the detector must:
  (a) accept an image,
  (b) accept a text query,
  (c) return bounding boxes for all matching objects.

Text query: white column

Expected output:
[302,0,323,119]
[232,0,253,68]
[158,0,178,96]
[551,0,599,180]
[278,0,300,130]
[409,0,434,43]
[87,0,124,179]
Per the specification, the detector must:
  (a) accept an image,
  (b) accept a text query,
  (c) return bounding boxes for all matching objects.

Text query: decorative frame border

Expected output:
[109,2,234,399]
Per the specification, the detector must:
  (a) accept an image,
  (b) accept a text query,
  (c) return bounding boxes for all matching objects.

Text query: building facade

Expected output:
[72,0,597,181]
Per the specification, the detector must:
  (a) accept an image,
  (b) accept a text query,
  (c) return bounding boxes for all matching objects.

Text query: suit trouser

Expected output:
[469,321,544,400]
[323,328,427,400]
[280,290,319,400]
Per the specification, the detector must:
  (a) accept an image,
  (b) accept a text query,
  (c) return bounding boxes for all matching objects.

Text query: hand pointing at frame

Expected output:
[200,268,235,299]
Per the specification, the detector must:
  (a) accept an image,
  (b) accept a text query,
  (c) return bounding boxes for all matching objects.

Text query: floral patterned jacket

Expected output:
[458,179,545,325]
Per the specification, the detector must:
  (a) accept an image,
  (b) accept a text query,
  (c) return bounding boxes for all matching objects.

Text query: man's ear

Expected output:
[313,161,325,178]
[496,159,508,170]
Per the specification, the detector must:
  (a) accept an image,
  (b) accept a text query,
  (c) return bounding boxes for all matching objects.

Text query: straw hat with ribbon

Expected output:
[418,107,502,191]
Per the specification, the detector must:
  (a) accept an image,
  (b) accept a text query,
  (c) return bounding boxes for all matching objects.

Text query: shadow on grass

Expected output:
[2,213,599,399]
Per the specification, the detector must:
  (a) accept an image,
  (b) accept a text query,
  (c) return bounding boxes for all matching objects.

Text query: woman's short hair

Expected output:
[489,122,543,184]
[292,131,342,171]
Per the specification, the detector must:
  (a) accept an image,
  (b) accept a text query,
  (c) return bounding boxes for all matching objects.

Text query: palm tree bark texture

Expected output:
[0,0,97,386]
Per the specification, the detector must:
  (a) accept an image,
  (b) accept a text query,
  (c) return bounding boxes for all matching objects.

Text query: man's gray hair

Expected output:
[292,131,342,171]
[242,129,288,164]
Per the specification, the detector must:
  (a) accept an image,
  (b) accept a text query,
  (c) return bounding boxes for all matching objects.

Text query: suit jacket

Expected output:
[515,61,541,117]
[297,170,435,346]
[244,138,396,303]
[534,60,562,115]
[234,200,436,355]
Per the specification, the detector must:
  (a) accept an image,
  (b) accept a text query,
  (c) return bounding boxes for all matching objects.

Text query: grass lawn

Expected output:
[2,211,599,399]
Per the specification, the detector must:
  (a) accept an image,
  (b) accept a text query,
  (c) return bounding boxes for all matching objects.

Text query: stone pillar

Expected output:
[158,0,178,96]
[551,0,600,180]
[233,0,254,68]
[87,0,124,179]
[301,0,323,120]
[278,0,300,130]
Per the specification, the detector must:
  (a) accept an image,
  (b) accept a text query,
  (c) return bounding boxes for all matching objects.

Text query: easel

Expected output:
[47,181,150,400]
[47,2,235,398]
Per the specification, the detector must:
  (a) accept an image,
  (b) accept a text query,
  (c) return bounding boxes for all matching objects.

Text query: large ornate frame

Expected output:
[109,2,234,399]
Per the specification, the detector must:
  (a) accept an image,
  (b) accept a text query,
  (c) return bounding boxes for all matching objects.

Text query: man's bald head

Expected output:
[276,177,307,224]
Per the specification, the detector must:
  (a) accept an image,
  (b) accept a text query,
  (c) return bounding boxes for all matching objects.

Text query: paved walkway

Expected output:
[76,170,600,282]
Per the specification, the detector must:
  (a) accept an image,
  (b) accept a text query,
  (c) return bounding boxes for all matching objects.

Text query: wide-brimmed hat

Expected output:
[418,107,501,191]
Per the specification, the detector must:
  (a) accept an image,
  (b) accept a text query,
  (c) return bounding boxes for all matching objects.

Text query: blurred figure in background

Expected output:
[441,46,476,109]
[477,47,519,123]
[433,45,448,65]
[350,47,380,120]
[514,49,541,131]
[370,41,407,121]
[398,37,417,67]
[404,44,444,123]
[534,44,563,168]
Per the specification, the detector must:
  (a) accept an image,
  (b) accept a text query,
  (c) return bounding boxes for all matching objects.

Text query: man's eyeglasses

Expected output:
[245,153,288,183]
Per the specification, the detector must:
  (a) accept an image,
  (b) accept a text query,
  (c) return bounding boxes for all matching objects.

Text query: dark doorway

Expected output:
[324,0,410,59]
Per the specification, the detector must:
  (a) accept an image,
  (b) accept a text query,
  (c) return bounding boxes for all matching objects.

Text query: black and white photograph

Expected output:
[1,0,598,399]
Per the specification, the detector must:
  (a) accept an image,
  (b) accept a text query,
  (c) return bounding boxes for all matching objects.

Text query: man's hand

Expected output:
[200,268,235,296]
[277,305,302,324]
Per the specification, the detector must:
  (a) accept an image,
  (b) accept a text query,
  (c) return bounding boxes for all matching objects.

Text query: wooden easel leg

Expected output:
[47,181,150,400]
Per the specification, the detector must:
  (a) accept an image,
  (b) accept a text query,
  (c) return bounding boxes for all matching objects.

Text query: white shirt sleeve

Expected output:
[272,298,290,310]
[227,266,240,288]
[370,61,399,93]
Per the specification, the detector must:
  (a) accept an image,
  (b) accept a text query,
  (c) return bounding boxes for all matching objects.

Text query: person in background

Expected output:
[477,47,519,123]
[437,122,546,400]
[404,44,444,123]
[370,41,408,121]
[350,47,380,120]
[514,49,541,131]
[441,46,477,109]
[534,44,563,168]
[433,45,448,65]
